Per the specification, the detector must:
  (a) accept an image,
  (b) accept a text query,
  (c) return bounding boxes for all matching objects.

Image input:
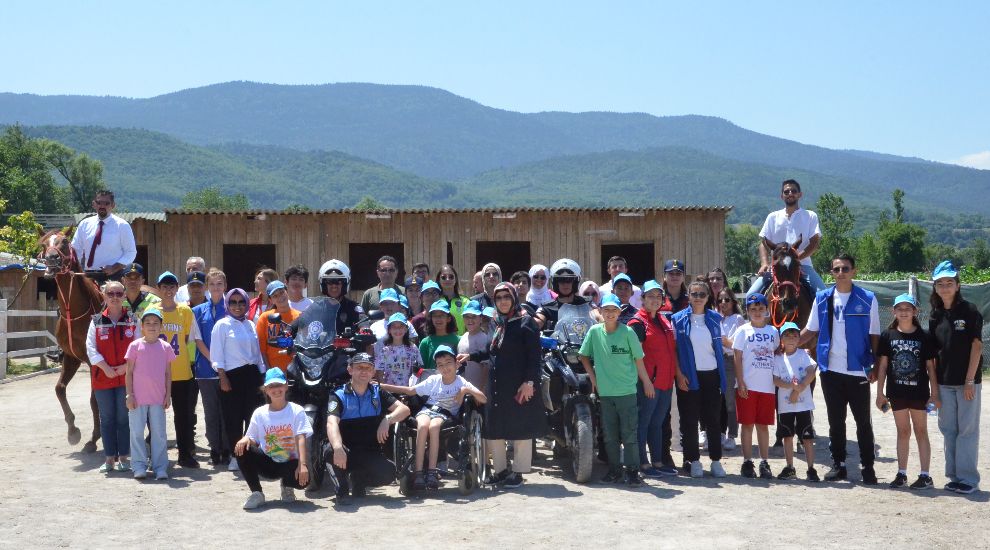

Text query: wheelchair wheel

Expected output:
[393,423,415,497]
[571,403,594,483]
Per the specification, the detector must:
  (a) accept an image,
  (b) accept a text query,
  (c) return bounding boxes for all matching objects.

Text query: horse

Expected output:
[763,235,815,357]
[40,229,105,453]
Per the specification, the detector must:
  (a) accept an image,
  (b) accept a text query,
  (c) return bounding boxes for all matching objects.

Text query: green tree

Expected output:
[724,223,761,277]
[0,199,43,260]
[813,193,856,274]
[353,196,387,211]
[283,203,312,213]
[924,242,962,271]
[0,126,70,213]
[41,140,106,213]
[892,188,905,223]
[180,187,249,210]
[967,238,990,269]
[856,189,926,272]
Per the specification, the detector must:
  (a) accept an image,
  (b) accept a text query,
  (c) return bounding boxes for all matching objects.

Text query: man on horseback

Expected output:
[70,189,136,282]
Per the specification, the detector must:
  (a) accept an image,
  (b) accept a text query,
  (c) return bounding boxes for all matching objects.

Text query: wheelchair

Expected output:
[393,394,486,496]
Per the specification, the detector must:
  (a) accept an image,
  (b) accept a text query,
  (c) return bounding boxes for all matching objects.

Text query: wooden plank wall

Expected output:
[0,270,55,352]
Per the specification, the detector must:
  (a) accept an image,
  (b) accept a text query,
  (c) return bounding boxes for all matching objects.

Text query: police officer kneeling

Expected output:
[325,353,410,504]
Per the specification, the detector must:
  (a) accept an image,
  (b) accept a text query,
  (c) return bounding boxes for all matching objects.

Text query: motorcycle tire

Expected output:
[571,403,594,483]
[309,435,326,491]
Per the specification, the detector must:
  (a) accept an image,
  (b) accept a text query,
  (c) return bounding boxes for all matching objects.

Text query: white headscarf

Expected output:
[578,280,601,306]
[527,264,554,306]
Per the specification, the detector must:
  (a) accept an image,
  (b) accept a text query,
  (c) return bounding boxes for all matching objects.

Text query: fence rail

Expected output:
[0,298,59,379]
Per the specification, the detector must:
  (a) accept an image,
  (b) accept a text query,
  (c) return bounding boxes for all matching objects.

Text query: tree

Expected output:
[813,193,855,274]
[353,196,387,211]
[41,140,106,213]
[856,189,926,272]
[0,126,70,214]
[283,203,312,213]
[892,188,905,223]
[967,238,990,269]
[180,187,249,210]
[0,199,43,260]
[724,224,761,277]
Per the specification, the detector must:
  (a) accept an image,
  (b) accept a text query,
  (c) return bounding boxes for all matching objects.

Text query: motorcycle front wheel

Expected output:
[570,402,594,483]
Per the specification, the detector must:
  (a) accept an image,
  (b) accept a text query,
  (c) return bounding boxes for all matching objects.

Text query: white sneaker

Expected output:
[228,457,239,472]
[243,491,265,510]
[699,430,707,449]
[710,460,726,478]
[281,485,296,503]
[690,460,704,478]
[723,436,737,451]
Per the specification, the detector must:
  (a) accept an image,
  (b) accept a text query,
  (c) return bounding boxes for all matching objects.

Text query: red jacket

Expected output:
[628,308,677,390]
[91,308,138,390]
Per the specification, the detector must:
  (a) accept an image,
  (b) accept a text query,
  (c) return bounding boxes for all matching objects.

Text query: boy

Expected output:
[125,309,175,480]
[579,294,654,487]
[772,322,819,481]
[381,345,487,491]
[733,293,778,479]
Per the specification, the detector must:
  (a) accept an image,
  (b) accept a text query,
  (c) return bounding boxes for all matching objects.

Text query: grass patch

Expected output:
[5,360,48,377]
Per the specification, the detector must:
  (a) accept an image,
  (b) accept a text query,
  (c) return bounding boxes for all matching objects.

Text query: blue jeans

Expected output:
[938,384,982,488]
[746,263,826,299]
[94,386,129,458]
[129,404,168,476]
[638,384,672,466]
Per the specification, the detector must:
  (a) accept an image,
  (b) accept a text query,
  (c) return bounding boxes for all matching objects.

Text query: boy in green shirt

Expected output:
[579,294,654,486]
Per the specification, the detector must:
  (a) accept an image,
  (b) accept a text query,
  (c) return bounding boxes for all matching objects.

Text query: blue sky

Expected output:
[6,1,988,167]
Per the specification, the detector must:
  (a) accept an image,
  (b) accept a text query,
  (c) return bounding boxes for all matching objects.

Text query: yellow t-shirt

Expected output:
[160,305,194,381]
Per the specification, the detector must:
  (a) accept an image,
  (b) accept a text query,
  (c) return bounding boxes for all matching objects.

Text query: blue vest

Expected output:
[334,383,384,420]
[813,285,875,373]
[192,298,226,379]
[671,307,727,393]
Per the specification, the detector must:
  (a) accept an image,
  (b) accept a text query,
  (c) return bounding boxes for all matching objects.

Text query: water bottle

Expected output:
[926,402,938,417]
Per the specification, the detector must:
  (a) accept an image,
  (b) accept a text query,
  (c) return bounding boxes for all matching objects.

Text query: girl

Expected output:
[526,264,556,307]
[125,309,174,480]
[437,264,470,335]
[660,259,689,318]
[374,313,423,386]
[707,268,729,298]
[875,294,939,490]
[248,268,278,323]
[457,301,491,392]
[717,287,744,450]
[579,280,601,308]
[419,301,460,374]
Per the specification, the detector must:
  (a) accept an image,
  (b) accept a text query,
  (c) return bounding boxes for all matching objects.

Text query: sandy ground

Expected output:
[1,367,987,549]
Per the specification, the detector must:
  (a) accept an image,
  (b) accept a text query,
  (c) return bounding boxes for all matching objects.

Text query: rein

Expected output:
[768,259,801,329]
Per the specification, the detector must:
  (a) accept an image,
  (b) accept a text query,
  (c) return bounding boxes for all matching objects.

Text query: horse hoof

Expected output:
[67,427,82,445]
[82,441,98,454]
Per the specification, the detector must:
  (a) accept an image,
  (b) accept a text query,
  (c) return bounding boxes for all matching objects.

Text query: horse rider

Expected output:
[71,189,136,283]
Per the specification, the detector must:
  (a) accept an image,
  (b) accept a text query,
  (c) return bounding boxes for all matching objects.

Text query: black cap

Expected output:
[123,263,144,276]
[663,259,685,273]
[186,271,207,285]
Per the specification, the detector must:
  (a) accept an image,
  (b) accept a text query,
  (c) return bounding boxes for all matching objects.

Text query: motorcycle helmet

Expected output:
[319,259,351,296]
[550,258,582,296]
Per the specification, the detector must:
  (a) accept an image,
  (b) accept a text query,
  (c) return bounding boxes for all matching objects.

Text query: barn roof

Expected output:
[163,206,733,215]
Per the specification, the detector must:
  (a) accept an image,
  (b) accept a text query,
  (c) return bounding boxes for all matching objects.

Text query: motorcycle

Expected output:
[540,302,598,483]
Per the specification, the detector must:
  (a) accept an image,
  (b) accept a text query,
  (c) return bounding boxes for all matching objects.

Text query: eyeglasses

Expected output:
[782,189,800,195]
[378,268,396,273]
[831,266,852,273]
[718,297,734,304]
[532,274,546,280]
[484,272,499,279]
[440,275,456,281]
[689,292,708,299]
[105,291,124,298]
[228,300,247,306]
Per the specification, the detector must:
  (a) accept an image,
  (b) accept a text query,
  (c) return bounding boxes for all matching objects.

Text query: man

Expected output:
[360,255,404,313]
[284,264,313,312]
[747,179,825,298]
[471,271,484,295]
[471,263,502,310]
[800,252,880,484]
[121,263,160,318]
[317,259,364,334]
[183,271,207,307]
[535,258,602,332]
[411,263,431,283]
[326,353,410,504]
[70,189,136,280]
[599,256,643,309]
[175,256,206,304]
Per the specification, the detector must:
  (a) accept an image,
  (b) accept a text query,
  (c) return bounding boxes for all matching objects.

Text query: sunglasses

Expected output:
[718,297,734,304]
[583,292,598,297]
[378,268,396,273]
[782,189,800,195]
[105,291,124,298]
[532,274,547,280]
[708,277,723,283]
[484,272,500,279]
[94,200,112,206]
[440,275,456,281]
[689,292,708,299]
[831,266,852,273]
[228,300,247,306]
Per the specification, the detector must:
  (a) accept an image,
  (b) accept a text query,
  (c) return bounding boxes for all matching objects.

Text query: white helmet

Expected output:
[319,259,351,295]
[550,258,581,278]
[549,258,581,295]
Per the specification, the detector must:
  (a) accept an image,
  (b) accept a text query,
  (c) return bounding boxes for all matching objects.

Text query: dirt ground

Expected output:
[1,367,987,549]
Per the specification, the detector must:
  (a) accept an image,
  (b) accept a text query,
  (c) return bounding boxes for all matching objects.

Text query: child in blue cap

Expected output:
[732,293,779,479]
[772,321,819,481]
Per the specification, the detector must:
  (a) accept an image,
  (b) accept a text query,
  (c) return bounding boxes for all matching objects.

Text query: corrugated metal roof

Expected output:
[164,206,733,215]
[73,212,167,223]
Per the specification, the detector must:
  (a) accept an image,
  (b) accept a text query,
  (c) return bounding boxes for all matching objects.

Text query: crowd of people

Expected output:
[70,184,985,510]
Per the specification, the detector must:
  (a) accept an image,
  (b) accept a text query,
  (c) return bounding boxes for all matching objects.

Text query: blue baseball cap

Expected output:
[932,260,958,281]
[404,275,424,289]
[263,368,287,386]
[433,344,456,360]
[379,288,400,304]
[664,259,686,273]
[399,295,409,309]
[746,293,768,307]
[266,280,287,296]
[123,263,144,277]
[893,293,919,308]
[429,301,451,314]
[156,271,179,285]
[600,294,622,309]
[387,312,408,326]
[482,306,495,318]
[778,322,800,335]
[420,280,441,294]
[612,273,633,286]
[462,300,483,317]
[186,271,207,285]
[641,279,663,296]
[141,308,164,321]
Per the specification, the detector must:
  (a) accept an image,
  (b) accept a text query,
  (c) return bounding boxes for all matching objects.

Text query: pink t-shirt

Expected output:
[125,338,176,405]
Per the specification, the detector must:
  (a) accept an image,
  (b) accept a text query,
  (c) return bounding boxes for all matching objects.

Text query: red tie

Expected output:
[87,220,104,268]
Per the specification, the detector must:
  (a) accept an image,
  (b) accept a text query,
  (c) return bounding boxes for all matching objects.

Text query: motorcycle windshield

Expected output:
[292,298,340,351]
[552,302,595,345]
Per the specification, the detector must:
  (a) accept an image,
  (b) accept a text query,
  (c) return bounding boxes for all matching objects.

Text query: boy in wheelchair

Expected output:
[380,345,487,490]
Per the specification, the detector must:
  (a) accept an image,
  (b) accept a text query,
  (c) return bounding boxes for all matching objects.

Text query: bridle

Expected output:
[768,247,801,328]
[40,232,98,358]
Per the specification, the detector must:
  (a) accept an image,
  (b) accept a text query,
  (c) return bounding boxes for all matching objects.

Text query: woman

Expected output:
[929,260,983,494]
[437,264,470,334]
[86,280,138,474]
[211,288,265,473]
[627,280,678,477]
[579,280,601,308]
[671,280,727,478]
[510,271,536,315]
[248,268,278,323]
[707,268,729,298]
[526,264,556,307]
[716,287,744,450]
[459,283,546,489]
[661,259,689,317]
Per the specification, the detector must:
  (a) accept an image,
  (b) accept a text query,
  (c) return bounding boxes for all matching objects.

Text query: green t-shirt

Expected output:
[419,334,462,371]
[578,324,645,397]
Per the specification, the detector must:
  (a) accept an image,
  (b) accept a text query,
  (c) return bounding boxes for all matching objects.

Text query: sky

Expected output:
[5,1,989,168]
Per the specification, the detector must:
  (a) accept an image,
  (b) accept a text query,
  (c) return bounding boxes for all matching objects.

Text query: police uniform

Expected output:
[325,382,399,494]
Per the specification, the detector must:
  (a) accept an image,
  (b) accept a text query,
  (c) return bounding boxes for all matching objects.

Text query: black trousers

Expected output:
[171,379,199,459]
[220,366,263,452]
[326,446,396,493]
[820,370,875,467]
[676,370,723,462]
[239,446,305,492]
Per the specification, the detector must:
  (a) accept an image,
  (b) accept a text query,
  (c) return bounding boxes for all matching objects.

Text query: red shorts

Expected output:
[736,390,776,425]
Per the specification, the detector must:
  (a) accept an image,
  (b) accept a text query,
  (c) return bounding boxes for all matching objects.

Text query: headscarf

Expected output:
[491,282,521,350]
[225,288,250,321]
[578,280,601,307]
[527,264,554,306]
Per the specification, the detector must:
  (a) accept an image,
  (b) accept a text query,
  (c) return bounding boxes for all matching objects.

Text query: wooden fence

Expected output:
[0,298,58,379]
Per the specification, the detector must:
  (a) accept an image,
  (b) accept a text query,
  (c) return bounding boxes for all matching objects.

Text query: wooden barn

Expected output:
[128,207,732,298]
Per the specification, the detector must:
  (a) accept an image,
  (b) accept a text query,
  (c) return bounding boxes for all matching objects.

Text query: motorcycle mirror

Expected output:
[267,312,282,325]
[368,309,384,321]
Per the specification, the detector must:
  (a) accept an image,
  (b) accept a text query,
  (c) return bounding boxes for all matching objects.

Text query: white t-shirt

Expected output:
[599,280,643,309]
[720,313,745,355]
[732,323,779,394]
[759,208,821,266]
[245,402,313,463]
[773,349,817,413]
[805,291,880,377]
[175,284,190,304]
[413,374,477,416]
[689,314,718,372]
[290,297,313,312]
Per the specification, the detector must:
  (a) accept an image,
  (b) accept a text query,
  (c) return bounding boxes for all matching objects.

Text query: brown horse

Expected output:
[40,229,105,453]
[763,236,815,356]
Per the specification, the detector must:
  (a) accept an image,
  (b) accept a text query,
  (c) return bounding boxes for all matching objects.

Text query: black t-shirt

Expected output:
[327,384,398,451]
[878,327,936,400]
[536,295,589,332]
[929,299,984,385]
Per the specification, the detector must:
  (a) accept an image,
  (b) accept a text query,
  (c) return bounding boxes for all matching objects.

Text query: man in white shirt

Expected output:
[746,179,824,298]
[175,256,206,304]
[599,255,643,309]
[70,190,136,280]
[284,264,313,312]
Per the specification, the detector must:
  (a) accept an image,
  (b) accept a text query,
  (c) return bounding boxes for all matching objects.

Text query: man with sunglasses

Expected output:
[360,255,405,314]
[801,252,881,484]
[746,179,825,299]
[71,189,136,281]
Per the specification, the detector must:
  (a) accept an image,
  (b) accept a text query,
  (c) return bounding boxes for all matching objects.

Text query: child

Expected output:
[457,301,491,392]
[418,301,460,375]
[579,294,654,487]
[374,312,423,386]
[732,293,778,479]
[772,322,819,481]
[125,309,175,480]
[875,293,939,490]
[381,345,486,491]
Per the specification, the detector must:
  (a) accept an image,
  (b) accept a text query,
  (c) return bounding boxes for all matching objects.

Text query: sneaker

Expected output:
[227,457,239,472]
[909,475,933,490]
[133,469,148,480]
[601,470,623,484]
[177,456,201,469]
[503,472,525,489]
[824,464,847,482]
[115,460,130,472]
[641,466,664,479]
[413,471,426,491]
[944,481,961,492]
[281,485,296,502]
[741,460,756,478]
[699,430,708,450]
[710,460,726,478]
[758,460,773,479]
[955,483,976,495]
[778,465,797,480]
[723,436,737,451]
[806,467,820,482]
[658,465,679,476]
[689,460,704,478]
[155,472,169,481]
[98,462,112,474]
[425,469,440,490]
[861,466,878,485]
[243,491,265,510]
[624,469,643,487]
[484,469,510,486]
[889,472,908,489]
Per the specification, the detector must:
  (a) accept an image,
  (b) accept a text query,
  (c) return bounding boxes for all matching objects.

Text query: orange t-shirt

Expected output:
[256,308,300,373]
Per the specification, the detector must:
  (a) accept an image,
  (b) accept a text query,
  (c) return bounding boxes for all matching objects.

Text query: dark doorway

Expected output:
[349,243,405,293]
[476,241,531,279]
[446,242,454,267]
[223,244,277,291]
[134,245,149,274]
[601,242,655,285]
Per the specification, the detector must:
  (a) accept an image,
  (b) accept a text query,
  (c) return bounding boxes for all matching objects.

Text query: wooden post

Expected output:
[909,275,918,301]
[1,298,7,380]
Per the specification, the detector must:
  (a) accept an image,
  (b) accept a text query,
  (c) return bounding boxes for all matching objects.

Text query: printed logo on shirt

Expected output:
[263,424,296,463]
[610,344,630,355]
[954,319,967,331]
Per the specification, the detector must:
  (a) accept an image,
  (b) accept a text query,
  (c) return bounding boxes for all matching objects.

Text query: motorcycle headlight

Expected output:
[297,353,324,379]
[565,349,580,365]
